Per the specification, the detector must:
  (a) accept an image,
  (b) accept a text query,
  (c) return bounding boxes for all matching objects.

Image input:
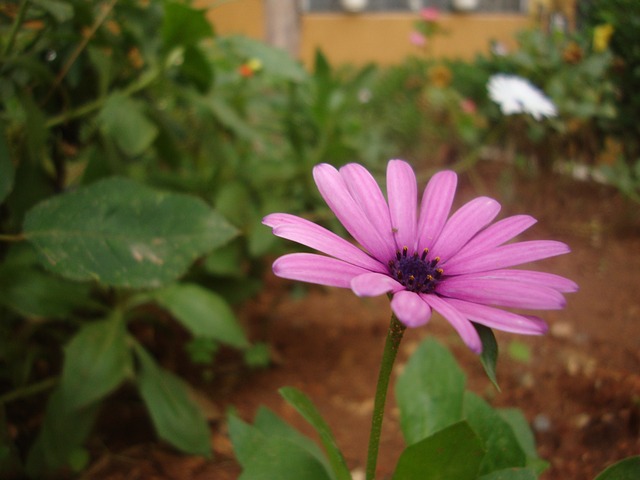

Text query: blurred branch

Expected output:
[43,0,118,104]
[1,0,29,58]
[0,376,58,404]
[45,65,160,128]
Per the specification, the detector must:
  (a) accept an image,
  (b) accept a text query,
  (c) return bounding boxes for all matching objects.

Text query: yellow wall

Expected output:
[302,13,531,66]
[203,2,531,66]
[203,0,265,39]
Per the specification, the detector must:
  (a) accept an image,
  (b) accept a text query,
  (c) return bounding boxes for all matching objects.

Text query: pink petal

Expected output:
[445,298,548,335]
[264,213,386,273]
[422,294,482,353]
[339,163,396,260]
[313,164,391,262]
[443,240,570,275]
[430,197,501,261]
[475,269,578,293]
[391,290,431,327]
[436,275,566,310]
[417,170,457,251]
[272,253,368,288]
[445,215,537,263]
[351,272,403,297]
[263,213,305,227]
[387,160,418,251]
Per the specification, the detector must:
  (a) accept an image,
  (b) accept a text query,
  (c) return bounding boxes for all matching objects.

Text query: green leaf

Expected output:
[59,314,133,409]
[204,97,257,141]
[203,241,245,278]
[25,388,99,477]
[98,93,158,156]
[185,337,219,364]
[0,263,93,318]
[498,408,547,474]
[392,421,484,480]
[23,177,237,288]
[134,343,211,457]
[0,132,14,204]
[252,407,330,471]
[180,45,213,92]
[395,338,466,444]
[463,392,526,475]
[507,341,532,363]
[30,0,74,22]
[474,323,500,391]
[214,180,256,227]
[228,410,332,480]
[279,387,351,480]
[162,2,213,47]
[243,342,271,368]
[248,221,277,257]
[477,467,538,480]
[595,456,640,480]
[152,283,248,348]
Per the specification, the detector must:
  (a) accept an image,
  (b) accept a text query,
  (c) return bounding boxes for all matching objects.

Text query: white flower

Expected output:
[487,74,557,120]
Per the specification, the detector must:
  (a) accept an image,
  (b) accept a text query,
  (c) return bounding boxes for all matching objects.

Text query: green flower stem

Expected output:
[366,313,406,480]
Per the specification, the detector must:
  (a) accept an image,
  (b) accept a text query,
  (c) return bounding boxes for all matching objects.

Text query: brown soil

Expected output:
[86,163,640,480]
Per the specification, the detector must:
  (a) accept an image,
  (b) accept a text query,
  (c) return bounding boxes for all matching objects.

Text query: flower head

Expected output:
[421,7,440,22]
[263,160,576,353]
[460,98,477,114]
[593,24,614,52]
[238,58,263,78]
[428,64,452,88]
[488,74,557,121]
[562,41,583,64]
[409,30,427,47]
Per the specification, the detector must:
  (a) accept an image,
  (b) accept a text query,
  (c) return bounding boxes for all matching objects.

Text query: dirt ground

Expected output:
[85,163,640,480]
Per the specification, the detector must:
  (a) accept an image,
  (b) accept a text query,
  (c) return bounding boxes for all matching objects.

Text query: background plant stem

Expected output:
[366,313,406,480]
[1,0,29,58]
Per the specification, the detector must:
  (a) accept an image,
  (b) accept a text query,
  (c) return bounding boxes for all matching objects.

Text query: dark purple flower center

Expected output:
[388,246,443,294]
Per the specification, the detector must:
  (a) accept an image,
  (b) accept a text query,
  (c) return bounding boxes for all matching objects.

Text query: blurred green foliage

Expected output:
[1,0,639,476]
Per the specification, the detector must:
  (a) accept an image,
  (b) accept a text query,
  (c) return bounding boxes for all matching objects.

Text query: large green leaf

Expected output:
[59,314,133,409]
[134,343,211,457]
[233,406,331,473]
[162,1,213,47]
[23,177,237,288]
[392,421,484,480]
[152,283,248,348]
[463,392,526,475]
[395,338,466,444]
[228,411,332,480]
[595,456,640,480]
[279,387,351,480]
[98,93,158,156]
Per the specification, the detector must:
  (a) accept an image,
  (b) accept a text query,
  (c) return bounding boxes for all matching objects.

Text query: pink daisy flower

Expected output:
[263,160,576,353]
[409,31,427,47]
[421,7,440,22]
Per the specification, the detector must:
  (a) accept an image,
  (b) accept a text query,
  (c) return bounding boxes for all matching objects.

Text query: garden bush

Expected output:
[1,0,639,477]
